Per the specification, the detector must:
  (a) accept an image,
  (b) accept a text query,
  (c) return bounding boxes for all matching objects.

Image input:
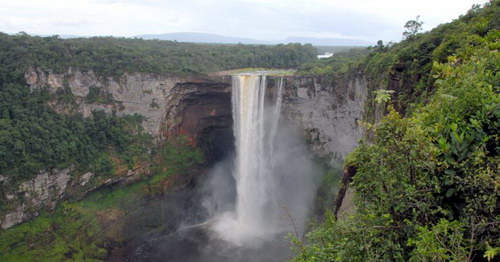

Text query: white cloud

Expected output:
[0,0,489,41]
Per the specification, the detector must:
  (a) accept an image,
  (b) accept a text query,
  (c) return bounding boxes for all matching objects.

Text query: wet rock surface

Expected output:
[281,75,367,164]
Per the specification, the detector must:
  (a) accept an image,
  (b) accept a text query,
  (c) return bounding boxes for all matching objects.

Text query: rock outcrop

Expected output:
[281,74,367,164]
[25,68,189,137]
[1,167,71,229]
[334,165,357,219]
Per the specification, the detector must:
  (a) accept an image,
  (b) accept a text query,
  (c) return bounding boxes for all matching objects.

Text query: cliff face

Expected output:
[1,167,71,229]
[0,69,232,229]
[281,74,367,164]
[1,70,367,229]
[25,68,187,136]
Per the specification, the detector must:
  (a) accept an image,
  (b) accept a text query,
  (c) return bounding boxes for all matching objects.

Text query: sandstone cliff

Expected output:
[1,69,367,229]
[281,74,367,164]
[1,69,231,229]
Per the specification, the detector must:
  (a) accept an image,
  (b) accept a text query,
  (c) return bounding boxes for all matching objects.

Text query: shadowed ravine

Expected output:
[134,225,294,262]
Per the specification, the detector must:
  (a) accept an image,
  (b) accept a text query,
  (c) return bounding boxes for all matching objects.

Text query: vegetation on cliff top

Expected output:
[362,0,499,119]
[0,33,316,80]
[293,1,499,261]
[297,48,369,76]
[298,0,499,118]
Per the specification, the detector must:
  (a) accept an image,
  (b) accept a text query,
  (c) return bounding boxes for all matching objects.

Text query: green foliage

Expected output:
[315,46,366,55]
[408,219,469,262]
[0,81,149,183]
[484,245,500,261]
[293,211,406,262]
[85,86,114,104]
[0,204,105,261]
[297,48,370,76]
[403,15,424,40]
[373,89,395,104]
[0,136,204,261]
[150,137,204,184]
[55,83,76,103]
[0,182,146,261]
[293,2,500,260]
[0,33,317,79]
[91,153,115,176]
[361,0,500,119]
[313,165,342,214]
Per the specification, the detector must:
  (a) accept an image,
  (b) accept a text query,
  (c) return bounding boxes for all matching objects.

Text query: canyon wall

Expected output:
[1,70,367,229]
[281,74,367,165]
[25,68,191,137]
[1,69,232,229]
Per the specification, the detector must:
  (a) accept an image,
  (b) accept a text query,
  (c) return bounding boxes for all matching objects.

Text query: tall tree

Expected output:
[403,15,424,39]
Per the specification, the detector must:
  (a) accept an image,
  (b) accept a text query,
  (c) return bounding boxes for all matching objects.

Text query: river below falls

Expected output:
[127,226,293,262]
[105,187,296,262]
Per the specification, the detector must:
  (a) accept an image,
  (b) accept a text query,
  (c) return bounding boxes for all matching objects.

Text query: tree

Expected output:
[403,15,424,39]
[376,40,384,51]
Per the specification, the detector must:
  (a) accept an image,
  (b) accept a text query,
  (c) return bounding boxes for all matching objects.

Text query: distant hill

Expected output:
[285,36,372,46]
[136,32,372,46]
[136,32,272,45]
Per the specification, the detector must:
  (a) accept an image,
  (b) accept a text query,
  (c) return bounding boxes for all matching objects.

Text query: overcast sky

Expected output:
[0,0,488,43]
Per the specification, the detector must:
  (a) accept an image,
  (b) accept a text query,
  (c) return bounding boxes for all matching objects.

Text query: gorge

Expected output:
[0,65,367,261]
[122,73,324,261]
[2,3,497,259]
[0,68,366,231]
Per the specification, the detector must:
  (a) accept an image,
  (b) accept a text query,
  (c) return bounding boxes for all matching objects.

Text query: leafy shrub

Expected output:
[293,2,500,260]
[0,82,149,183]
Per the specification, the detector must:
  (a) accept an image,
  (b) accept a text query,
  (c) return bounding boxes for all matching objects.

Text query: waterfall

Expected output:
[214,74,286,243]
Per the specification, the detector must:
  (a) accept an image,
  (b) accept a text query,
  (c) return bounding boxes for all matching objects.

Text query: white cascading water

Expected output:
[214,74,286,243]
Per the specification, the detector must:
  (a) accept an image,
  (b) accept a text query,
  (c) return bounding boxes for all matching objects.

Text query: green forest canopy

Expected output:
[293,1,499,261]
[0,33,317,82]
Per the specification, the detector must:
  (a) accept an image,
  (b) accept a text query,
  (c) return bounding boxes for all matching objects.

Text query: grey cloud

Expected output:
[50,19,88,28]
[0,0,477,42]
[166,0,397,40]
